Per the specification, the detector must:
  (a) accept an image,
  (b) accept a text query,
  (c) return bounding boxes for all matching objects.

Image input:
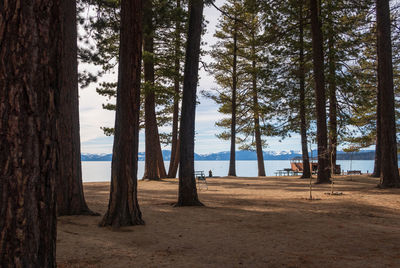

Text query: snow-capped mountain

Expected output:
[81,149,375,161]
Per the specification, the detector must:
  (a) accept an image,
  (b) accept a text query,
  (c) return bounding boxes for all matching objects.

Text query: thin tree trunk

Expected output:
[156,132,167,178]
[310,0,331,183]
[228,20,238,177]
[57,0,96,216]
[100,0,145,227]
[177,0,204,206]
[168,0,182,178]
[327,0,337,175]
[299,0,311,179]
[376,0,400,187]
[372,84,381,177]
[143,0,161,180]
[0,1,60,265]
[251,31,265,177]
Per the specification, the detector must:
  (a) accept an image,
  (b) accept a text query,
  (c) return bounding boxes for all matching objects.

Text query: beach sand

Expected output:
[57,175,400,267]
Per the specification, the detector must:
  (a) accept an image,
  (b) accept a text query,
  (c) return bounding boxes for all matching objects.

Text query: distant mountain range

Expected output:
[81,150,376,161]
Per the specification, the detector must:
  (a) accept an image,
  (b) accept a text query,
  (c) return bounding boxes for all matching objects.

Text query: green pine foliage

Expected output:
[78,0,188,139]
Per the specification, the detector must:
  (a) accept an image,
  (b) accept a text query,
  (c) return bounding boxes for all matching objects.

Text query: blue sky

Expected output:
[78,0,305,154]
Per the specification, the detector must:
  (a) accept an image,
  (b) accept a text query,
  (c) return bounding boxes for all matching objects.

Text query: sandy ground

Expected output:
[57,175,400,267]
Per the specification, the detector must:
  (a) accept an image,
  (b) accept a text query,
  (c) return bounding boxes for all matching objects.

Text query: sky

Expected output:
[78,0,304,155]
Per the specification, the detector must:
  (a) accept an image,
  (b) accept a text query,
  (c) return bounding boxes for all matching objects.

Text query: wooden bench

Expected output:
[347,170,362,175]
[194,171,208,190]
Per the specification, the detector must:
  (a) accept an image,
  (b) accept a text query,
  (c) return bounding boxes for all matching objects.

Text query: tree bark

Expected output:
[143,0,165,180]
[100,0,145,227]
[327,0,337,175]
[177,0,204,206]
[251,32,265,177]
[228,20,238,177]
[57,0,96,216]
[0,1,60,266]
[168,0,182,178]
[376,0,400,187]
[299,0,311,179]
[310,0,331,183]
[169,139,181,178]
[156,131,167,178]
[372,84,382,177]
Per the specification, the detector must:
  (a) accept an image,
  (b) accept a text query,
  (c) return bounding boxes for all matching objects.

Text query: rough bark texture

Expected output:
[143,0,166,180]
[57,0,96,216]
[167,0,182,179]
[100,0,145,227]
[327,3,337,174]
[228,21,238,177]
[310,0,331,183]
[299,0,311,179]
[0,1,60,266]
[177,0,204,206]
[376,0,400,187]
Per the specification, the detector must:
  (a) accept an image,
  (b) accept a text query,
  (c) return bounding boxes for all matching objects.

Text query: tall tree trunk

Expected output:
[228,20,238,177]
[177,0,204,206]
[57,0,96,216]
[0,1,60,266]
[100,0,145,227]
[168,0,182,178]
[299,0,311,179]
[327,0,337,174]
[372,84,382,177]
[143,0,163,180]
[376,0,400,187]
[251,32,266,177]
[310,0,331,183]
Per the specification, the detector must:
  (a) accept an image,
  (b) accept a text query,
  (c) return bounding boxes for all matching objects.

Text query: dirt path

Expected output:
[57,175,400,267]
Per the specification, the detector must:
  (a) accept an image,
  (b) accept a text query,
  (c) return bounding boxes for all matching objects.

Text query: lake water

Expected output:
[82,160,376,182]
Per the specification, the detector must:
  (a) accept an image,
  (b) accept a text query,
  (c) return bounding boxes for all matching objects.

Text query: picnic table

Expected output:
[275,168,302,176]
[194,171,208,190]
[347,170,362,175]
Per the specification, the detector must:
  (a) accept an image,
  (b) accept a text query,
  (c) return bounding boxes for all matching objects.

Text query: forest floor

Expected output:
[57,175,400,268]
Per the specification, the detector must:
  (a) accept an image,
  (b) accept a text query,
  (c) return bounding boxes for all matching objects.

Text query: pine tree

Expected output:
[261,0,316,178]
[100,0,145,227]
[206,0,246,177]
[375,0,400,187]
[143,0,167,180]
[177,0,204,206]
[57,0,97,216]
[79,0,188,174]
[310,0,331,183]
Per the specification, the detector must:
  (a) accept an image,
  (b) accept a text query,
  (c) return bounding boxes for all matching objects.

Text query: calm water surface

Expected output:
[82,160,376,182]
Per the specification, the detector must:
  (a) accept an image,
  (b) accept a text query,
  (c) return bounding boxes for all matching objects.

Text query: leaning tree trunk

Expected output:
[167,0,182,178]
[376,0,400,187]
[228,20,238,177]
[0,1,60,266]
[327,0,337,175]
[177,0,204,206]
[298,0,311,179]
[310,0,331,183]
[169,139,181,177]
[57,0,96,216]
[156,131,167,178]
[100,0,145,227]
